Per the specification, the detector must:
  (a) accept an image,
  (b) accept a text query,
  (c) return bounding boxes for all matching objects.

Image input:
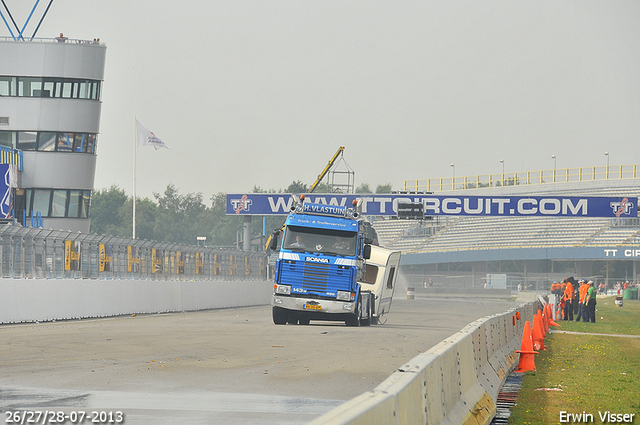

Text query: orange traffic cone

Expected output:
[546,303,561,327]
[515,320,538,372]
[532,312,546,351]
[541,308,549,333]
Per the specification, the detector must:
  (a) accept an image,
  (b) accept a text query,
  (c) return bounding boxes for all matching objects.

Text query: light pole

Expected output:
[551,155,556,182]
[605,152,609,178]
[500,159,504,186]
[450,163,455,189]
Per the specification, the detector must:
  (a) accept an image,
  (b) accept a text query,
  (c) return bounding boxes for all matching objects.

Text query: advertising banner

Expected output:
[127,246,140,273]
[196,252,203,275]
[0,163,16,218]
[226,193,637,218]
[176,251,184,274]
[152,249,164,274]
[99,244,112,272]
[64,240,81,271]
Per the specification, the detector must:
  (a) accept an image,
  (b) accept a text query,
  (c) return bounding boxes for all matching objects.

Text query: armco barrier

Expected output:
[308,300,540,425]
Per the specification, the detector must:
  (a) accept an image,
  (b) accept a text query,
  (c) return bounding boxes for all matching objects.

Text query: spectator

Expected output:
[584,281,597,323]
[563,279,574,321]
[575,280,587,322]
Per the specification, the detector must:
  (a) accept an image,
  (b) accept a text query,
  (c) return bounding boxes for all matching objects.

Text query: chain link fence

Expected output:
[0,225,267,280]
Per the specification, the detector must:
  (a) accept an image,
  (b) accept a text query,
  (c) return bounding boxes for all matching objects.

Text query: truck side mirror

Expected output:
[269,234,279,251]
[363,244,371,260]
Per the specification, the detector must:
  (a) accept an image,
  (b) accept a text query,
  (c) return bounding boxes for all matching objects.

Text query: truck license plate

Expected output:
[304,304,321,310]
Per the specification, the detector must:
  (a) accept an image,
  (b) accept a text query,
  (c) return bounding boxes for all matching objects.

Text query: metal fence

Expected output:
[0,225,268,280]
[404,164,640,192]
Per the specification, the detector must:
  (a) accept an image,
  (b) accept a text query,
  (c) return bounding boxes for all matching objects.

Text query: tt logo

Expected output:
[231,195,252,213]
[610,198,634,217]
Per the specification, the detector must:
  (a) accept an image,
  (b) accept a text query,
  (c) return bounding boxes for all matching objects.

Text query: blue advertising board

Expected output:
[226,193,637,218]
[0,164,13,218]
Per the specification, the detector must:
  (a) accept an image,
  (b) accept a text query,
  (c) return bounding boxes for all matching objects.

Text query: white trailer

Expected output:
[358,245,401,325]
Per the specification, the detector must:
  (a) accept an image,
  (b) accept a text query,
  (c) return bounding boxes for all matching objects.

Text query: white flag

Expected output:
[136,119,169,150]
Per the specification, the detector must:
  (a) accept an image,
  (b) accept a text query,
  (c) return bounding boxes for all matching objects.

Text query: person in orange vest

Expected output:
[563,278,574,321]
[576,279,589,322]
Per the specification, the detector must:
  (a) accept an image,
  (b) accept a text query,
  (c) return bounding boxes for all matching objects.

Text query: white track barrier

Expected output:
[308,301,539,425]
[0,279,272,324]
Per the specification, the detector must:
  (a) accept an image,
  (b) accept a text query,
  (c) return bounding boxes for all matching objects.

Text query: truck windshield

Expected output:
[283,225,357,256]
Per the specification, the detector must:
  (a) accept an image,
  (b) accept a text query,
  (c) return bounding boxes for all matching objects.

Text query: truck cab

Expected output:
[271,197,400,326]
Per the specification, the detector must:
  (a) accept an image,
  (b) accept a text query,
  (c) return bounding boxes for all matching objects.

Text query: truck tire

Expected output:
[360,294,372,327]
[345,313,360,327]
[345,295,361,327]
[272,307,287,325]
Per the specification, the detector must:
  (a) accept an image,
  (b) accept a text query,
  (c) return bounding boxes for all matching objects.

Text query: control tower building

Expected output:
[0,8,106,233]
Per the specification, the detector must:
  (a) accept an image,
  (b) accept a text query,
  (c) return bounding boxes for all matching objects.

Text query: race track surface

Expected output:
[1,294,518,424]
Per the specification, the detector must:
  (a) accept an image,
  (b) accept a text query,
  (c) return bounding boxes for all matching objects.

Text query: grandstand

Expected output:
[374,174,640,290]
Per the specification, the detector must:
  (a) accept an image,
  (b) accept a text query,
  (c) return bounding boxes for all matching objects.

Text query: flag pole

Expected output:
[133,117,137,239]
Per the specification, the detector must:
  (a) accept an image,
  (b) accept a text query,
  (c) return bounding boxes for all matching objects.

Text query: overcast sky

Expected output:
[5,1,640,199]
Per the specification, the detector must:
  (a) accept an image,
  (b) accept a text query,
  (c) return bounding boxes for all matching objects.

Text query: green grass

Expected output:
[508,298,640,425]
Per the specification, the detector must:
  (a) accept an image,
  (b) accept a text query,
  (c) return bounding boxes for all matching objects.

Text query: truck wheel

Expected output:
[361,295,372,327]
[345,296,361,327]
[272,307,287,325]
[345,312,360,327]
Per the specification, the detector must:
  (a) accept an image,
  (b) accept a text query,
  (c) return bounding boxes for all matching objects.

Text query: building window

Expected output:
[0,131,97,153]
[0,76,16,96]
[25,188,92,219]
[85,134,96,154]
[31,189,51,216]
[57,133,73,152]
[68,190,82,218]
[81,190,90,218]
[51,190,67,217]
[1,76,101,100]
[17,132,37,150]
[0,131,15,148]
[38,132,57,151]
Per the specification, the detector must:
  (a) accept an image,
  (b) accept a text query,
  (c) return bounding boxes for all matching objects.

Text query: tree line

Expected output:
[90,181,393,247]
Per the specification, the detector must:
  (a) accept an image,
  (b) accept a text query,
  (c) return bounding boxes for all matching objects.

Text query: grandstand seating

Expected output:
[373,216,615,252]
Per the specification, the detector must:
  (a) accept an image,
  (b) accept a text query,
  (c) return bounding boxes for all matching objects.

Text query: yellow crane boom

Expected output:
[308,146,345,193]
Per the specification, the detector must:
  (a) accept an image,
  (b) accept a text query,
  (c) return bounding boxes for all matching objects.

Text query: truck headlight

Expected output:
[275,284,291,295]
[336,291,354,301]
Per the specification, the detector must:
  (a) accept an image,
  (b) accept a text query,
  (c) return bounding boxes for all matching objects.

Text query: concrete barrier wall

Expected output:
[308,300,540,425]
[0,279,273,324]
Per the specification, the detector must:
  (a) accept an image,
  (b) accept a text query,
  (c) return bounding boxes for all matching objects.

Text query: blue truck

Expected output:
[270,196,401,326]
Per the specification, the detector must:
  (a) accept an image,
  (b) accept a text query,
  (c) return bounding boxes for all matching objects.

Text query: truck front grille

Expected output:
[279,260,353,295]
[302,262,330,292]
